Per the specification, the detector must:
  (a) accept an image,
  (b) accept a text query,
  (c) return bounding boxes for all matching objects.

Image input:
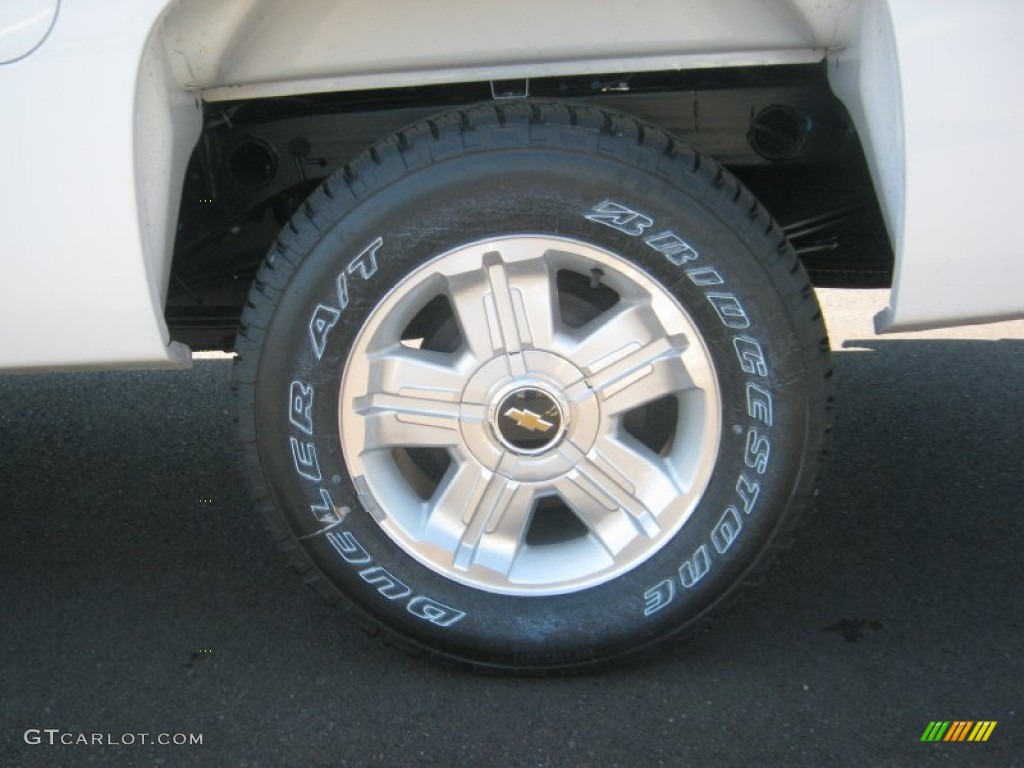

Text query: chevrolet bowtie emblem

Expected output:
[503,407,555,433]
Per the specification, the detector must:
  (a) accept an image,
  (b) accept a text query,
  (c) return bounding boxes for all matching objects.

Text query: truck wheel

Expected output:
[233,101,832,672]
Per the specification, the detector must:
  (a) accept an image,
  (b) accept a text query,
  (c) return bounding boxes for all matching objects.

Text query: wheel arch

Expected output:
[0,0,195,371]
[829,0,1024,332]
[172,0,844,101]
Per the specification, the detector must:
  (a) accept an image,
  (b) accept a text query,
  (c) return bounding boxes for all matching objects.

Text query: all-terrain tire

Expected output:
[233,100,833,673]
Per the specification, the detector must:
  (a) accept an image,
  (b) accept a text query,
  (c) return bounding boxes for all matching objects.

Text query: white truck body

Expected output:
[1,0,1022,370]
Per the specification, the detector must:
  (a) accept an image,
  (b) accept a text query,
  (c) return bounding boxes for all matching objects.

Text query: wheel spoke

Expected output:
[444,249,557,369]
[590,435,681,506]
[567,300,667,372]
[352,348,472,450]
[681,341,718,395]
[366,347,469,401]
[555,441,667,542]
[595,345,690,416]
[553,477,642,556]
[452,473,535,576]
[421,460,490,550]
[567,331,691,413]
[355,394,464,450]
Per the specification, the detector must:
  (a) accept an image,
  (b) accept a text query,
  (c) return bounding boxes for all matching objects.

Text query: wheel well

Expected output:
[166,65,891,351]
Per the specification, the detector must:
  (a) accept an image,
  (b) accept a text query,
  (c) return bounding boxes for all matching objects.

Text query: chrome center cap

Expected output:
[494,387,566,455]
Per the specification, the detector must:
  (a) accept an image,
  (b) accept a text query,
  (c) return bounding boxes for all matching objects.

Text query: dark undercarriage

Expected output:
[166,63,891,351]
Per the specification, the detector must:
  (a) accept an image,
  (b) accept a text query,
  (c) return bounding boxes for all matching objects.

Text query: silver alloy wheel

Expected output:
[339,236,721,595]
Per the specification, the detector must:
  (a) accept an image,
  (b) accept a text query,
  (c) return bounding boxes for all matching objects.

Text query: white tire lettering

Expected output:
[308,304,340,360]
[584,200,653,236]
[348,236,383,280]
[289,437,322,482]
[289,380,314,435]
[733,336,768,377]
[735,474,760,515]
[336,236,384,310]
[309,237,384,357]
[593,199,785,616]
[643,579,675,616]
[407,596,467,627]
[744,429,770,475]
[326,530,372,565]
[711,507,743,555]
[644,231,699,264]
[679,545,711,589]
[686,267,724,286]
[310,487,346,523]
[359,566,412,600]
[746,383,774,427]
[706,293,751,330]
[325,532,468,626]
[336,272,349,312]
[584,200,705,269]
[291,247,472,628]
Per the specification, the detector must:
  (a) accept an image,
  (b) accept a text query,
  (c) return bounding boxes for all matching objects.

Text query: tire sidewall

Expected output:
[255,148,811,667]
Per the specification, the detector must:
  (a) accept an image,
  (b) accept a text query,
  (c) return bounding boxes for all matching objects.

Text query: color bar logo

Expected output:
[921,721,997,742]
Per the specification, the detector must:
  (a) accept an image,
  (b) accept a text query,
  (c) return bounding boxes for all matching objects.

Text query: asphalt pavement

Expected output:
[1,291,1021,767]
